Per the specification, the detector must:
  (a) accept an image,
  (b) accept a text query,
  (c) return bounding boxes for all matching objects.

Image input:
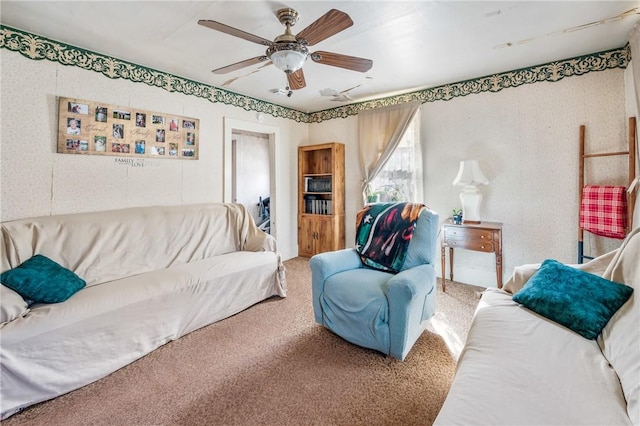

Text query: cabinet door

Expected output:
[314,216,336,254]
[298,216,316,257]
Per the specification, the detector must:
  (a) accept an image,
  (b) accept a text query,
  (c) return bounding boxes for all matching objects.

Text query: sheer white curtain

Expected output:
[629,23,639,227]
[358,101,421,205]
[367,114,423,203]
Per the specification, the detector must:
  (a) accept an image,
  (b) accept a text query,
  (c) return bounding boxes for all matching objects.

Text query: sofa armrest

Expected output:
[502,263,541,295]
[309,249,362,324]
[385,264,436,360]
[243,229,278,253]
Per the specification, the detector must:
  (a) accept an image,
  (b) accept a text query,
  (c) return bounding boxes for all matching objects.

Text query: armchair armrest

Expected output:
[309,249,362,324]
[385,264,436,360]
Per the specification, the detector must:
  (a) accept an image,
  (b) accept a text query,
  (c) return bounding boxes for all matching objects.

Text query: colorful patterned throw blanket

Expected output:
[355,202,425,273]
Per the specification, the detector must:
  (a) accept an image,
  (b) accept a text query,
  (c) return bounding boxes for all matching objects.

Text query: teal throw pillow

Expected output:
[0,255,85,304]
[512,259,633,340]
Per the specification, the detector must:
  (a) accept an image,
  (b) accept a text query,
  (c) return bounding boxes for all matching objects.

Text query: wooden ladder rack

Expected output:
[578,116,636,263]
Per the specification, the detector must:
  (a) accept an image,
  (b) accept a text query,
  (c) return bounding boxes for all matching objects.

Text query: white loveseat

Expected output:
[435,227,639,425]
[0,203,286,419]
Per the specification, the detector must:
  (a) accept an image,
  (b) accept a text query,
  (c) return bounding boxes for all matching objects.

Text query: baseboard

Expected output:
[439,265,500,289]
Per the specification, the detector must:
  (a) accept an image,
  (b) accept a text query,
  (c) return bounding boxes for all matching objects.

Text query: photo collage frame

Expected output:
[57,97,199,160]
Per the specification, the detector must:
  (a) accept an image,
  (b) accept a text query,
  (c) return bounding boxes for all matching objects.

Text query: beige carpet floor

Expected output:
[4,257,483,426]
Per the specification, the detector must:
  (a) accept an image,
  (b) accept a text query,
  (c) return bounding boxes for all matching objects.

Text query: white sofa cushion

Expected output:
[436,229,638,425]
[434,289,631,425]
[1,250,281,418]
[599,227,640,425]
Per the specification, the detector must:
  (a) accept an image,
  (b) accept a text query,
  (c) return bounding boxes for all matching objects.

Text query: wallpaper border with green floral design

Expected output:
[0,25,630,124]
[309,45,631,122]
[0,25,308,122]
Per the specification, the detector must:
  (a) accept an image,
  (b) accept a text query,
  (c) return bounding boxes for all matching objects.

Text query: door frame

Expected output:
[223,117,279,238]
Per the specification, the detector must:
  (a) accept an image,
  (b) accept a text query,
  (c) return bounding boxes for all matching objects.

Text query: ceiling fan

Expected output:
[198,8,373,91]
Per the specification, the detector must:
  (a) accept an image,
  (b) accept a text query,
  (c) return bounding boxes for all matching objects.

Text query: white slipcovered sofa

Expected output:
[435,227,639,425]
[0,203,286,419]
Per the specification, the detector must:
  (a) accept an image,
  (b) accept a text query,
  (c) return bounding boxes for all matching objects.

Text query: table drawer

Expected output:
[444,238,495,252]
[445,227,494,241]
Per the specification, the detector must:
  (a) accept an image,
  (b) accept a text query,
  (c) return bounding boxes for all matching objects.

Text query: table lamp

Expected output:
[452,160,489,224]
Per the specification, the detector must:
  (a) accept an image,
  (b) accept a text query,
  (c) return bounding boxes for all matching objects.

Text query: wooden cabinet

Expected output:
[298,142,345,257]
[298,215,343,257]
[443,227,497,252]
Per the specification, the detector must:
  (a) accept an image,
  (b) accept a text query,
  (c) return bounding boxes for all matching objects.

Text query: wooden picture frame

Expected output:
[57,97,199,160]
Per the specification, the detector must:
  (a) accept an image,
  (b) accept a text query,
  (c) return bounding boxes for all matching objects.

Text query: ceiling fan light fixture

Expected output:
[200,7,371,89]
[267,43,308,73]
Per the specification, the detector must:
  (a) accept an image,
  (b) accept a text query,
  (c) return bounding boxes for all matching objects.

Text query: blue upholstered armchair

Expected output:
[310,204,440,361]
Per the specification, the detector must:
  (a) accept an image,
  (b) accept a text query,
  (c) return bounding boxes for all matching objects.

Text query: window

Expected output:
[366,114,422,203]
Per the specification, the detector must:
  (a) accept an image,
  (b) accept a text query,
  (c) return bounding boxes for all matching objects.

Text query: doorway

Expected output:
[223,117,279,239]
[232,130,270,233]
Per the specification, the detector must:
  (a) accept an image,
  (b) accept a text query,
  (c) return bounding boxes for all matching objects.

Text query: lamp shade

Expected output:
[452,160,489,186]
[452,160,489,224]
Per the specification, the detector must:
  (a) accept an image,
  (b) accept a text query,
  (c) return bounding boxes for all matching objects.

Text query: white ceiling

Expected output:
[2,1,639,113]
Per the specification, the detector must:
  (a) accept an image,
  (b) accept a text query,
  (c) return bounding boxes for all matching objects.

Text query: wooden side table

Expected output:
[440,220,503,291]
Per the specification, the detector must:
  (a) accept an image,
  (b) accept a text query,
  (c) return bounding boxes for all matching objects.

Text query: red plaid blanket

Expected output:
[579,185,627,239]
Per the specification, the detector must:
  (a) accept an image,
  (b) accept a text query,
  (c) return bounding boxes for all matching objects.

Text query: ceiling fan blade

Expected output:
[212,56,269,74]
[311,51,373,72]
[198,20,272,46]
[296,9,353,46]
[287,69,306,90]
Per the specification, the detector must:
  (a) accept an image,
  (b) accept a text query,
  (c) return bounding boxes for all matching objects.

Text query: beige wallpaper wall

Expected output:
[1,47,633,281]
[309,67,631,287]
[0,50,306,260]
[422,69,629,287]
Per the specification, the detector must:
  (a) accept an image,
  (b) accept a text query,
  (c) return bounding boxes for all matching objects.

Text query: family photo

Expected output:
[94,136,107,152]
[111,143,130,153]
[95,107,107,123]
[113,124,124,139]
[156,129,165,142]
[57,97,198,159]
[135,140,146,154]
[151,146,165,156]
[66,118,81,135]
[67,102,88,114]
[113,110,131,120]
[135,113,146,128]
